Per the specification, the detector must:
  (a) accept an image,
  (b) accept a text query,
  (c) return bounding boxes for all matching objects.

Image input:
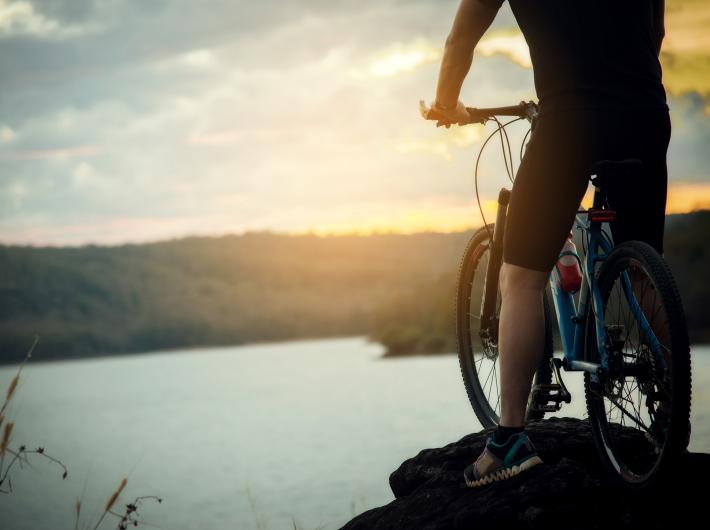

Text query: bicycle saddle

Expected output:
[589,159,643,188]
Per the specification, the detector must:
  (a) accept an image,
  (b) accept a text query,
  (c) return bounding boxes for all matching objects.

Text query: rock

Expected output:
[340,417,707,530]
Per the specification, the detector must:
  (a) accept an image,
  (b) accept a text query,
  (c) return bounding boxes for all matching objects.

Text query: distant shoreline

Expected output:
[3,211,709,365]
[0,334,371,367]
[2,335,709,367]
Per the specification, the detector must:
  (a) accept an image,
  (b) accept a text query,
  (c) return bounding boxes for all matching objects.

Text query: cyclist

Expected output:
[426,0,669,487]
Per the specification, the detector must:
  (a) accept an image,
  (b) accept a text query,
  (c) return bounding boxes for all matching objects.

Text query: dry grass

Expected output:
[1,336,162,529]
[0,336,67,494]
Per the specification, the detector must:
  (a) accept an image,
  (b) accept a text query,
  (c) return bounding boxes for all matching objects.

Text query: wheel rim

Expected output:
[590,258,673,483]
[465,241,502,423]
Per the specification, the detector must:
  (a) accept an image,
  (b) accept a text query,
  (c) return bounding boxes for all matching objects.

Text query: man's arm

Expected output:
[652,0,665,56]
[434,0,502,110]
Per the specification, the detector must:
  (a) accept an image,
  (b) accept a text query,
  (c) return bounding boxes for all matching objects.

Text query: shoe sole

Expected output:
[464,455,543,488]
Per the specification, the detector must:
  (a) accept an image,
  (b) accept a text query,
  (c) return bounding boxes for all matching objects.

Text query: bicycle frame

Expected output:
[549,207,612,382]
[548,185,666,383]
[454,101,667,386]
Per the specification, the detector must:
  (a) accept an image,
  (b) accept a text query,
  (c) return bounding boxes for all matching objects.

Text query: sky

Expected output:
[1,0,709,245]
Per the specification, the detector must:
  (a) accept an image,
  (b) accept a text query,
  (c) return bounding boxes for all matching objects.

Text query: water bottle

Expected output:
[554,233,583,293]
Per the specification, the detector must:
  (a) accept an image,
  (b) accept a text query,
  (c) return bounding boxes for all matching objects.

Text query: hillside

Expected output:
[1,211,708,363]
[372,210,710,355]
[0,231,470,362]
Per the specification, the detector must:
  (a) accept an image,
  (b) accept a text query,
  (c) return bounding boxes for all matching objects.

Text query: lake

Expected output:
[1,337,709,529]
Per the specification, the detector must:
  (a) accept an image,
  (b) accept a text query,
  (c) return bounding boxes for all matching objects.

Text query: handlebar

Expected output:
[419,100,538,125]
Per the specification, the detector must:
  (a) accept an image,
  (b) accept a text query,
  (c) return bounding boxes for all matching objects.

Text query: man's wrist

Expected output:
[434,99,457,110]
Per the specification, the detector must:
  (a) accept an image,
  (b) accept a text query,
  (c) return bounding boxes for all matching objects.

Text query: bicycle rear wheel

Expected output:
[584,241,691,488]
[456,225,554,429]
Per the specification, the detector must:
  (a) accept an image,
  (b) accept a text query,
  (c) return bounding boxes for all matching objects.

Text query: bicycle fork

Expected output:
[479,188,511,345]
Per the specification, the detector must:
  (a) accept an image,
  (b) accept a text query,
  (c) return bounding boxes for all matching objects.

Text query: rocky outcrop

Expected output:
[341,418,707,530]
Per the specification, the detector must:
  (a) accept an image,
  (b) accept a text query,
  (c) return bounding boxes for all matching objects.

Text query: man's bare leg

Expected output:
[497,262,550,427]
[464,262,549,485]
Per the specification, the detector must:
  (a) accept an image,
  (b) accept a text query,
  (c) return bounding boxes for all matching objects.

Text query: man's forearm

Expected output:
[435,0,499,107]
[436,38,476,108]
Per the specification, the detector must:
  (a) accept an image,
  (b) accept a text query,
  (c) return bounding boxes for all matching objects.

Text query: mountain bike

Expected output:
[420,100,691,488]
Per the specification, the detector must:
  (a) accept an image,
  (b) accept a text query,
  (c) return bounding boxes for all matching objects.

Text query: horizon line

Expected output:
[2,208,708,250]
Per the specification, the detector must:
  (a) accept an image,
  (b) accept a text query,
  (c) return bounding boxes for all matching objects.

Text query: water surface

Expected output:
[1,338,708,529]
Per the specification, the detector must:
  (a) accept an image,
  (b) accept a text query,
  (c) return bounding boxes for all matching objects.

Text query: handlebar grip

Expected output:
[419,100,484,125]
[420,100,536,124]
[465,107,488,124]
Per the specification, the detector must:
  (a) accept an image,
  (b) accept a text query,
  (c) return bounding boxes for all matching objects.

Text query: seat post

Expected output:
[592,182,605,210]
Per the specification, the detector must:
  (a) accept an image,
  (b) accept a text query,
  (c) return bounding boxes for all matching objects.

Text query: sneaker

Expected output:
[464,432,543,487]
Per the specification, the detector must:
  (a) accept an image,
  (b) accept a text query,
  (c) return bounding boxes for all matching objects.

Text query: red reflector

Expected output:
[588,209,616,222]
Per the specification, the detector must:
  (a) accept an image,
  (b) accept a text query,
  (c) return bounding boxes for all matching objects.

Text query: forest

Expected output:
[1,211,708,363]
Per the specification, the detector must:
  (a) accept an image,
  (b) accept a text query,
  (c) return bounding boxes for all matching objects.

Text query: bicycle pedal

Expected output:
[532,384,570,404]
[529,386,565,413]
[549,358,572,404]
[529,403,561,413]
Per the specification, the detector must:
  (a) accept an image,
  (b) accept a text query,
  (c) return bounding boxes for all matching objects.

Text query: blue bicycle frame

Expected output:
[548,185,666,384]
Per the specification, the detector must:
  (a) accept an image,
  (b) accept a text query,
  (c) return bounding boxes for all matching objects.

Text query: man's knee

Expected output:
[500,262,549,296]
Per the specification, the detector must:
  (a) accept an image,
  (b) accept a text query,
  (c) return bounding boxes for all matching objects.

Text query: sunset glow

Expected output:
[306,182,710,237]
[477,29,532,68]
[367,41,441,78]
[1,1,708,245]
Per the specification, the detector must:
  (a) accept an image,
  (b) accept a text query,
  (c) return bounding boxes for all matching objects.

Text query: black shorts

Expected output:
[503,108,671,272]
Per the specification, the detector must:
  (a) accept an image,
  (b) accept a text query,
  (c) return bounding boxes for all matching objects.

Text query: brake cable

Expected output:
[474,117,529,242]
[520,128,532,163]
[492,117,516,183]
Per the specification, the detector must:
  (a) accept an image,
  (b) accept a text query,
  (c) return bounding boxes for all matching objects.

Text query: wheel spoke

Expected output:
[594,388,651,434]
[585,251,688,485]
[492,362,499,412]
[486,361,496,405]
[482,358,495,400]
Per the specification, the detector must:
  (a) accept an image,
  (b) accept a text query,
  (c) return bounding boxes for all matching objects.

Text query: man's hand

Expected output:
[431,100,471,128]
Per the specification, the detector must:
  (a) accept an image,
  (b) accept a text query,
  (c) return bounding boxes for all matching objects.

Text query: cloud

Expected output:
[0,0,99,39]
[4,179,27,210]
[71,160,112,191]
[662,0,710,98]
[395,126,484,160]
[455,2,710,101]
[477,29,531,68]
[0,125,16,142]
[365,39,441,78]
[0,1,708,245]
[667,92,710,180]
[0,143,99,161]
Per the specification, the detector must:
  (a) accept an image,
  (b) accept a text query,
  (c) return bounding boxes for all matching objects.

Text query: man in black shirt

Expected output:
[429,0,669,487]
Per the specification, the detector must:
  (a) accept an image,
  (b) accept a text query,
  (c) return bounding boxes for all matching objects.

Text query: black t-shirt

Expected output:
[479,0,667,113]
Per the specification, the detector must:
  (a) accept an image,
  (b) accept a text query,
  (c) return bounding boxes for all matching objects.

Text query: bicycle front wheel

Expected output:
[456,225,554,429]
[584,241,691,488]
